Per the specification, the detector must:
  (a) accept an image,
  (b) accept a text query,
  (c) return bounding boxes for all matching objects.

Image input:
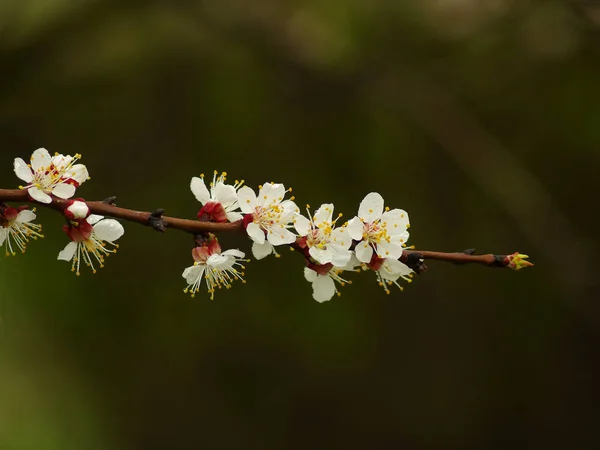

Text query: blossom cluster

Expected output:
[189,172,414,302]
[2,149,418,302]
[3,148,124,275]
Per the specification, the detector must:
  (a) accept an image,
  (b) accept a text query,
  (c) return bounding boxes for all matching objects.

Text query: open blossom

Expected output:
[57,215,124,275]
[0,206,43,256]
[182,238,247,299]
[190,171,244,223]
[13,148,89,204]
[294,203,352,267]
[347,192,410,263]
[238,182,299,260]
[303,262,355,303]
[365,255,413,295]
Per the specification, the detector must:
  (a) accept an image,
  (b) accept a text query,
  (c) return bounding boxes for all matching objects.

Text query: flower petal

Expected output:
[347,217,363,241]
[355,241,373,263]
[213,183,238,208]
[252,241,273,260]
[304,267,318,282]
[93,219,124,242]
[358,192,384,223]
[183,265,205,284]
[13,158,33,183]
[246,222,265,244]
[0,228,7,245]
[381,209,409,236]
[376,241,404,260]
[312,275,336,302]
[222,249,245,259]
[207,253,233,270]
[15,210,36,223]
[225,211,243,222]
[52,183,76,199]
[309,246,332,265]
[68,164,89,185]
[190,177,210,205]
[330,227,351,250]
[294,215,311,236]
[267,227,296,246]
[237,186,257,213]
[27,187,52,204]
[57,241,77,261]
[87,214,104,225]
[314,203,334,226]
[330,247,352,267]
[31,148,51,172]
[380,258,412,281]
[259,183,286,207]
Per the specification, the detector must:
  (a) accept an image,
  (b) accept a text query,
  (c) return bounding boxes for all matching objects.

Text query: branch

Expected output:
[0,188,532,272]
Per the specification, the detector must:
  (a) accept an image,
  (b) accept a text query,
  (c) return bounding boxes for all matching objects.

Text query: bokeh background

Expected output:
[1,1,599,449]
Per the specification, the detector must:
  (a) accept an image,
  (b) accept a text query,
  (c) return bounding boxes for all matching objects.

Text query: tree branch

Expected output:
[0,188,531,272]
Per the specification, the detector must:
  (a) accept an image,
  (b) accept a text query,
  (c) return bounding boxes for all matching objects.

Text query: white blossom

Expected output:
[190,171,243,222]
[57,215,124,275]
[0,207,43,256]
[294,203,352,267]
[182,242,247,299]
[237,182,299,259]
[347,192,410,263]
[14,148,89,204]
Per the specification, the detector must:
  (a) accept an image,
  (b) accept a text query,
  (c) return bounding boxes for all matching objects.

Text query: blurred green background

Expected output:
[1,0,599,449]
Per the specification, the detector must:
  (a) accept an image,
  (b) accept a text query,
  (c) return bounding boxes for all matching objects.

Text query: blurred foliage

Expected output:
[1,0,599,449]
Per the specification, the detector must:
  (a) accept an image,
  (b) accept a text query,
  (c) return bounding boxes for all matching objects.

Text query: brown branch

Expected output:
[0,188,531,271]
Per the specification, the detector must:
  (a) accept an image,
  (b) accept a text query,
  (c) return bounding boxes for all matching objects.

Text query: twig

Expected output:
[0,188,530,271]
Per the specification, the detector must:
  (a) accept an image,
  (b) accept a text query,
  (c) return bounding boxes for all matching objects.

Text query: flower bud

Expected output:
[505,252,534,270]
[64,199,90,220]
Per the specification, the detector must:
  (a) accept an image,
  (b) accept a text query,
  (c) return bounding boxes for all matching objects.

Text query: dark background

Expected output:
[1,1,599,449]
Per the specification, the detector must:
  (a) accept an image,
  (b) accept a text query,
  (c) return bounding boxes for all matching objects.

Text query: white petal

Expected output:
[93,219,124,242]
[267,227,296,246]
[381,209,409,236]
[52,183,76,199]
[358,192,384,223]
[30,148,51,172]
[330,247,352,267]
[246,222,265,244]
[380,259,412,281]
[87,214,104,225]
[330,227,351,250]
[207,253,233,270]
[252,241,273,260]
[341,253,361,271]
[314,203,334,225]
[15,210,36,223]
[184,265,205,284]
[304,267,318,282]
[237,186,257,214]
[376,241,404,260]
[13,158,33,183]
[280,200,300,223]
[27,187,52,204]
[309,246,332,265]
[312,275,336,303]
[355,242,373,263]
[213,183,238,208]
[259,183,285,207]
[347,217,364,241]
[190,177,211,204]
[57,241,78,261]
[0,228,7,245]
[222,249,245,259]
[225,211,243,222]
[294,215,311,236]
[68,164,89,184]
